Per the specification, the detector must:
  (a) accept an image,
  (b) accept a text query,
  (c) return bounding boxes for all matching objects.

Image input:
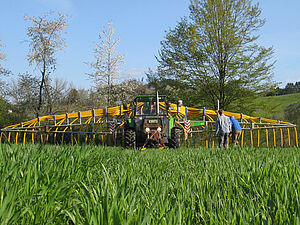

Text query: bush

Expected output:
[0,98,25,128]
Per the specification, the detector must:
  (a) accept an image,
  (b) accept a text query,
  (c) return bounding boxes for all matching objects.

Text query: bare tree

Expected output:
[0,38,11,96]
[87,22,124,106]
[0,39,6,74]
[45,77,69,114]
[113,79,147,104]
[0,39,5,96]
[25,12,69,116]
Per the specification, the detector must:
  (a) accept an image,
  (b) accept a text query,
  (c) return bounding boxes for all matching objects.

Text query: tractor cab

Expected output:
[124,94,181,149]
[134,95,168,116]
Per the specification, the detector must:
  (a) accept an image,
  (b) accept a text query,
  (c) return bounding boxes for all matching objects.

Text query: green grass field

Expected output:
[0,144,299,224]
[253,92,300,120]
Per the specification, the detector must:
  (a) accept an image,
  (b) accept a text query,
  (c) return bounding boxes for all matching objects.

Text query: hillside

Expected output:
[252,93,300,121]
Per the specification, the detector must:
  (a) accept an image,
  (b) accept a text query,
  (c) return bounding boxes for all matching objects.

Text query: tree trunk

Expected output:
[219,69,225,110]
[37,71,45,117]
[37,57,47,117]
[44,78,53,115]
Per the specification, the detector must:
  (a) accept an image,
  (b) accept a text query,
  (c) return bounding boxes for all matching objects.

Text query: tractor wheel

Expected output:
[124,129,136,149]
[171,128,181,148]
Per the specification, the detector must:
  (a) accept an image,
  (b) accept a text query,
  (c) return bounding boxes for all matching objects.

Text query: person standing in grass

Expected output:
[215,109,231,148]
[230,116,242,147]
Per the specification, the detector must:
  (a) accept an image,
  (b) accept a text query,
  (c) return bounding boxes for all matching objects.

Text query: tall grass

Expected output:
[0,144,299,224]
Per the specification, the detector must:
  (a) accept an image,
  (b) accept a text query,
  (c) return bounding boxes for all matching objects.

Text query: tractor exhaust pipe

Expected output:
[156,91,160,116]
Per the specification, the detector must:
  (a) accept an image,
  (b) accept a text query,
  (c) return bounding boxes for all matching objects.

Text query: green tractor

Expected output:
[124,94,182,149]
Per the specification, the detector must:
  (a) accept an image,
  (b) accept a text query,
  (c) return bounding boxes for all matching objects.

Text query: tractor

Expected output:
[123,93,181,149]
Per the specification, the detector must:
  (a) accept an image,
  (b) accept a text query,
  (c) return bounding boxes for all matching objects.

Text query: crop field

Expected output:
[0,144,299,224]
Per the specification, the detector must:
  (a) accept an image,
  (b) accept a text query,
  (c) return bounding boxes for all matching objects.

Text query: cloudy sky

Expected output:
[0,0,300,89]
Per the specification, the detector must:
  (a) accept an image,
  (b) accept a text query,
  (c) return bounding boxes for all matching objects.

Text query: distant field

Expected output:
[0,144,299,224]
[253,93,300,120]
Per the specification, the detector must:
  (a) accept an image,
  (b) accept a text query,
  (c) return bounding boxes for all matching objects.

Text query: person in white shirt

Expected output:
[215,109,231,148]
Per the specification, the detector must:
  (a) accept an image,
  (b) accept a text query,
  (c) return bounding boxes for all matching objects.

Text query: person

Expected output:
[143,101,155,115]
[230,116,242,146]
[215,109,231,148]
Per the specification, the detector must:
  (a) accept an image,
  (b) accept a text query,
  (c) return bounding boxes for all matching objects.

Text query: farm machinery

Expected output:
[123,93,203,149]
[0,93,298,148]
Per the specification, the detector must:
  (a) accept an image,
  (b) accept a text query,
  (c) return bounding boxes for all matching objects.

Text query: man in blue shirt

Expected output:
[230,116,242,146]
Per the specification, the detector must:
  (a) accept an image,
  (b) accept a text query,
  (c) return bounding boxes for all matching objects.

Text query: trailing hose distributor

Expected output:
[124,92,184,149]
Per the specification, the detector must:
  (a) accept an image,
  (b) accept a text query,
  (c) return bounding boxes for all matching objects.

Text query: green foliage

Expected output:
[252,93,300,120]
[0,144,299,224]
[282,82,300,95]
[267,82,300,96]
[7,73,40,118]
[150,0,275,110]
[0,98,25,128]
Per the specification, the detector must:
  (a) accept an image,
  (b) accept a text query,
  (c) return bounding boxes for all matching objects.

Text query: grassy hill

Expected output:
[251,93,300,121]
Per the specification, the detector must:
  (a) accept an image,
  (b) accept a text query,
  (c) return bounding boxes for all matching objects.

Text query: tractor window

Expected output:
[159,101,168,115]
[143,101,156,115]
[135,96,168,116]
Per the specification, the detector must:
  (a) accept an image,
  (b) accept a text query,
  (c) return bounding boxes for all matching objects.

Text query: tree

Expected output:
[113,79,147,104]
[282,82,300,95]
[44,77,69,114]
[25,12,69,116]
[0,97,25,128]
[0,39,6,96]
[67,88,80,104]
[150,0,275,110]
[0,38,11,96]
[87,22,124,106]
[7,73,40,118]
[0,39,6,75]
[0,38,10,75]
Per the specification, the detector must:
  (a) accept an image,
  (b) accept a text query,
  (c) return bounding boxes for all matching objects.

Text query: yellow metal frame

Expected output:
[0,103,298,148]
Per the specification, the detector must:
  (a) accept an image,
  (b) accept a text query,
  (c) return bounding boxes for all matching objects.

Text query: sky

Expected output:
[0,0,300,89]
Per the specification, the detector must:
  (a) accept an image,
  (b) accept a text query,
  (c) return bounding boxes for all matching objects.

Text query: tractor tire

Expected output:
[124,129,136,149]
[171,128,181,148]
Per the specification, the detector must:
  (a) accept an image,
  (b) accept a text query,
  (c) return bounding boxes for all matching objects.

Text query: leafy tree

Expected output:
[25,12,69,116]
[149,0,275,110]
[87,22,124,106]
[67,88,80,105]
[282,82,300,95]
[8,73,40,118]
[0,97,25,128]
[267,81,300,96]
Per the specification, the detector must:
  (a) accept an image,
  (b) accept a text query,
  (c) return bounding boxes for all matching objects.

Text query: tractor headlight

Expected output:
[157,127,162,132]
[145,127,150,133]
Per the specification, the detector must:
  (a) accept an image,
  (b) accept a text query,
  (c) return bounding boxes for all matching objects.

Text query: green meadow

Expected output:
[253,92,300,120]
[0,144,299,224]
